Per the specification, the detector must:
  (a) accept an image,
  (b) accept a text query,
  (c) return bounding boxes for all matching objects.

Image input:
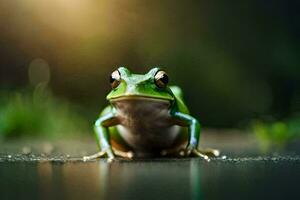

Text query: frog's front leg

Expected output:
[172,112,219,160]
[83,111,119,162]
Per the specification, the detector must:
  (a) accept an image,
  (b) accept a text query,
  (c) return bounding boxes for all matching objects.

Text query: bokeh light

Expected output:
[0,0,299,128]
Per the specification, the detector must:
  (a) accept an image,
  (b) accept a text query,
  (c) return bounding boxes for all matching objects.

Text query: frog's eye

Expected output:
[110,70,121,89]
[154,70,169,88]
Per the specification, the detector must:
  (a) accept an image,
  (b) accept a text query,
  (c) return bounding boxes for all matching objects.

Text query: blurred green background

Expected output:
[0,1,299,146]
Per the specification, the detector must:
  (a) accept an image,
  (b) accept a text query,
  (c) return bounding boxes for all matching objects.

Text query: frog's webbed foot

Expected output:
[197,148,220,157]
[83,148,134,162]
[182,148,210,161]
[180,146,220,161]
[83,148,115,162]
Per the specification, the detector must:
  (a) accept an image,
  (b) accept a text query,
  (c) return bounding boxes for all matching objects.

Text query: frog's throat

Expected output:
[109,95,172,103]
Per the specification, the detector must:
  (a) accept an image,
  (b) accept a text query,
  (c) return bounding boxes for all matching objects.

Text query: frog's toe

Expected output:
[83,149,115,162]
[198,148,220,157]
[107,157,115,163]
[113,148,134,159]
[83,151,106,162]
[177,148,207,160]
[179,146,210,161]
[191,149,210,161]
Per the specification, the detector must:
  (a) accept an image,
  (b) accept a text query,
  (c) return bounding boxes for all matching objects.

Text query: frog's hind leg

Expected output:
[109,126,134,159]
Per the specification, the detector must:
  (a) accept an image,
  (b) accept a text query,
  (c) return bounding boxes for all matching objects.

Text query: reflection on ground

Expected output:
[1,157,299,200]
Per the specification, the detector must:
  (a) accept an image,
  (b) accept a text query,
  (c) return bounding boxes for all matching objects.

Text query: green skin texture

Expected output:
[94,67,201,159]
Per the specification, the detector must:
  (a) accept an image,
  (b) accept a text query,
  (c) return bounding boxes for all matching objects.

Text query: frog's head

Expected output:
[106,67,174,103]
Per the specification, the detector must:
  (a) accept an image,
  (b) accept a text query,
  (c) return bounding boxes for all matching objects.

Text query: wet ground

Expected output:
[0,132,300,200]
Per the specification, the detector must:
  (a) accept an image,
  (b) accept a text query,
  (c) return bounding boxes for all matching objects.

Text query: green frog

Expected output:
[84,67,219,161]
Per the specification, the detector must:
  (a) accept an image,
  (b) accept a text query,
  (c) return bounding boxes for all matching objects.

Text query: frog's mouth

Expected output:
[109,95,172,104]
